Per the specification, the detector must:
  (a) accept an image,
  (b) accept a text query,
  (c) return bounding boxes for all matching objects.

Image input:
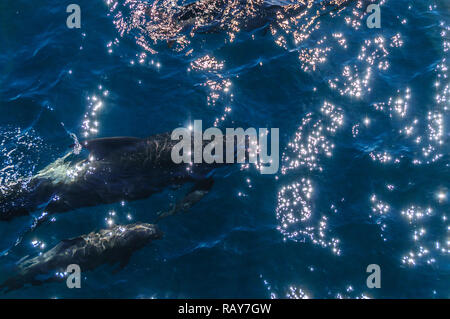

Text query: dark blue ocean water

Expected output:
[0,0,449,298]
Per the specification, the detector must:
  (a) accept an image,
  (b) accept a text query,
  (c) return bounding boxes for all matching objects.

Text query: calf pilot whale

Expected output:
[0,223,162,292]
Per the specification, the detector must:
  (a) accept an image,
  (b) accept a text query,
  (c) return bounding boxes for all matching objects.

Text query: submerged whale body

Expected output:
[145,0,354,36]
[0,132,227,221]
[145,0,307,36]
[0,223,162,292]
[172,0,283,31]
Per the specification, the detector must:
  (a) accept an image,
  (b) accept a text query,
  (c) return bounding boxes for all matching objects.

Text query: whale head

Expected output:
[118,223,163,248]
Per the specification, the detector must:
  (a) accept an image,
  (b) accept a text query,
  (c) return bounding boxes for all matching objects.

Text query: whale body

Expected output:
[0,223,162,292]
[145,0,354,36]
[144,0,308,36]
[0,132,225,221]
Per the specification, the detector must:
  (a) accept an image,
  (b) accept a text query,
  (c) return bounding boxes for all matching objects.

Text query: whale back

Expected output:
[82,137,145,161]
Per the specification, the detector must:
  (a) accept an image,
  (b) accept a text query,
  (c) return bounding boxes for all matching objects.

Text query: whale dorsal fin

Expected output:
[82,137,143,160]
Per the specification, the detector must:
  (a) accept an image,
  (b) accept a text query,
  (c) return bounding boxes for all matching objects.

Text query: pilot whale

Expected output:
[0,223,162,292]
[0,132,226,221]
[145,0,354,35]
[146,0,300,35]
[170,0,284,32]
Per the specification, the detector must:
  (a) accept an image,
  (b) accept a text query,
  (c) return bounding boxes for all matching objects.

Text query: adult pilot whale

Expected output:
[0,132,228,222]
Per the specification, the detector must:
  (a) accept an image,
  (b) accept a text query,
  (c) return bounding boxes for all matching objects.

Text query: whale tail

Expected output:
[0,261,28,293]
[0,203,29,221]
[0,275,26,293]
[0,271,60,294]
[0,177,56,222]
[0,182,32,221]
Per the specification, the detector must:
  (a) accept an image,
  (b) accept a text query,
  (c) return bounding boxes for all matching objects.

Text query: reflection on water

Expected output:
[0,0,448,297]
[0,127,46,188]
